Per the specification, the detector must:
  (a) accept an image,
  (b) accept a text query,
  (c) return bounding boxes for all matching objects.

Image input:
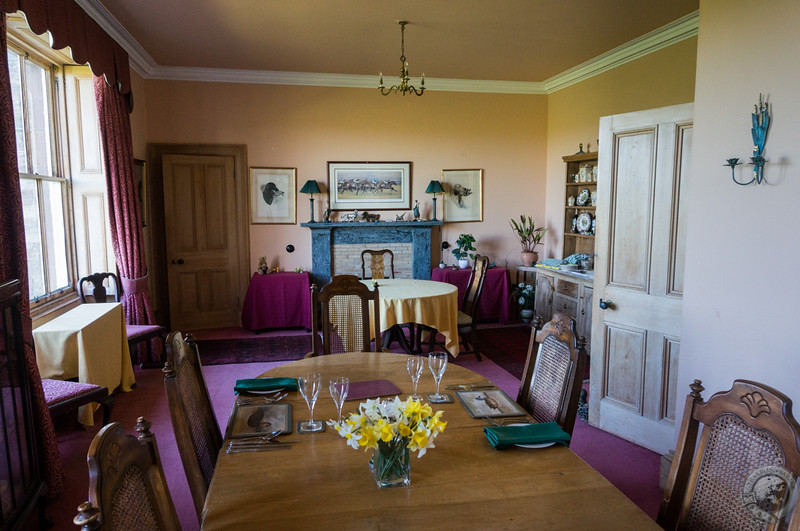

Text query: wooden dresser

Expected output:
[533,268,593,356]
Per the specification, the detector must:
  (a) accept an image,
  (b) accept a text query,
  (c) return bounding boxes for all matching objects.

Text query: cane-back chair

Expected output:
[360,249,395,280]
[454,255,489,360]
[308,275,380,356]
[162,331,222,518]
[658,379,800,530]
[516,312,587,437]
[74,417,180,531]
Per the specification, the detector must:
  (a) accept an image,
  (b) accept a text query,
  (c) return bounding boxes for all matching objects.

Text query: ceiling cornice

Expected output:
[77,1,698,95]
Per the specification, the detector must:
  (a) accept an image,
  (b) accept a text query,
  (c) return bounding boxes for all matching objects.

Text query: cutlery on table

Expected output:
[481,416,534,426]
[445,382,496,391]
[236,391,288,405]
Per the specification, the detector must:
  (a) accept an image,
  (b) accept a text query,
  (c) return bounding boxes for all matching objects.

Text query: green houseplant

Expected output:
[452,233,477,269]
[510,215,547,267]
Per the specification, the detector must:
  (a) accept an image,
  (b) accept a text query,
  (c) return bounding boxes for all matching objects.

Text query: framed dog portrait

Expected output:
[442,169,483,222]
[327,161,411,211]
[250,167,296,224]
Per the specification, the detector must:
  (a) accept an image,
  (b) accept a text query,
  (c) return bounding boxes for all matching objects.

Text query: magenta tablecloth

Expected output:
[241,272,312,331]
[430,266,511,324]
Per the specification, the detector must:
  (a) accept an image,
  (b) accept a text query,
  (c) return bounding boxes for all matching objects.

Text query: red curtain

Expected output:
[0,13,63,498]
[94,76,162,363]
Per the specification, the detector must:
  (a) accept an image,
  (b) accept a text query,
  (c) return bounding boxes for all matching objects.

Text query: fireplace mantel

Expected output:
[301,221,442,286]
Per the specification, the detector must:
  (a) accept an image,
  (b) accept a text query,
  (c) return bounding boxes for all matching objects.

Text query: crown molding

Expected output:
[77,0,697,95]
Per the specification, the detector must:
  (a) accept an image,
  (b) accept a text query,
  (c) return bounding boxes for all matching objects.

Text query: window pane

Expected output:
[6,49,28,174]
[24,60,53,176]
[20,178,45,299]
[41,180,69,291]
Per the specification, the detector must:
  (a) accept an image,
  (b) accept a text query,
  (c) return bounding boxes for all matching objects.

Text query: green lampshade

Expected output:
[299,180,321,195]
[425,180,444,194]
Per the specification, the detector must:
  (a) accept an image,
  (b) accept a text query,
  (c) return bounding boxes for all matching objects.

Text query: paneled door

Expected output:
[162,154,242,330]
[589,103,693,454]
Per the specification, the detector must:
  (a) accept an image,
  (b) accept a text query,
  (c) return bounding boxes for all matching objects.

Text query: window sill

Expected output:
[30,292,81,328]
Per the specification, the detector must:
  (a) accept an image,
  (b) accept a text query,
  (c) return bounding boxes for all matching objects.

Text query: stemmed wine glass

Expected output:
[428,351,448,403]
[298,372,323,432]
[329,376,349,423]
[406,356,424,401]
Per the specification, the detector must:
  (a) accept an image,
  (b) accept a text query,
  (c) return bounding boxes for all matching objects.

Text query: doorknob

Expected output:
[171,259,185,265]
[599,298,614,310]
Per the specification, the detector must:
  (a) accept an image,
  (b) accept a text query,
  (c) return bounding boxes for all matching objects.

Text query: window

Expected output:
[7,43,71,302]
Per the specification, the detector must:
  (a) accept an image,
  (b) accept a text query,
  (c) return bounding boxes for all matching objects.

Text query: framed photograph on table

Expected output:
[442,169,483,222]
[327,161,411,211]
[455,389,527,418]
[250,167,296,224]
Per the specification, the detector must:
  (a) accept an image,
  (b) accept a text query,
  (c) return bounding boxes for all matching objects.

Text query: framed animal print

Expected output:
[327,161,411,211]
[250,167,296,224]
[442,169,483,222]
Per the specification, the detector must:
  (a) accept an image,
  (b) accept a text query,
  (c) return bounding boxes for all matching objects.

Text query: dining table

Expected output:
[363,278,460,356]
[32,303,135,426]
[201,352,658,530]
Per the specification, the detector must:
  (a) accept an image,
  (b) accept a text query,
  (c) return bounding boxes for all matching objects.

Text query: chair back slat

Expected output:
[360,249,395,280]
[78,272,120,303]
[310,275,380,356]
[461,255,488,319]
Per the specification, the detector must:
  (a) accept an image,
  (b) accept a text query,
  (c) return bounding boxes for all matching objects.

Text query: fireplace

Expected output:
[301,221,442,287]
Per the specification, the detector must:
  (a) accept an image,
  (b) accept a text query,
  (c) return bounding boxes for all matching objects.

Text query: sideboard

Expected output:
[533,268,593,356]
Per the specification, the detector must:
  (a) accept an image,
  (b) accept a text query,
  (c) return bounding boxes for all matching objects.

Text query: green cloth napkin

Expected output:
[234,377,298,394]
[483,421,571,450]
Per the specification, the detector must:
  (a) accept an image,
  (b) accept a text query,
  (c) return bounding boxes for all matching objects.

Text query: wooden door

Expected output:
[534,272,554,322]
[589,103,693,454]
[162,154,242,330]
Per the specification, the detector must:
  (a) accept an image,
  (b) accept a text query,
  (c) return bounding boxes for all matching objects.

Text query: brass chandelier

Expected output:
[379,20,425,96]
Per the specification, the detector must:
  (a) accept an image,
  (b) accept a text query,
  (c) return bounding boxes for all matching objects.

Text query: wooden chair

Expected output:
[658,379,800,530]
[308,275,381,356]
[42,379,112,426]
[162,331,222,519]
[516,312,587,437]
[73,417,181,531]
[453,255,490,360]
[78,272,166,367]
[360,249,395,280]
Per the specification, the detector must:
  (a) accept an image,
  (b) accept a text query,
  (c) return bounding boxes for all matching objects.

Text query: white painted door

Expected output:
[589,103,693,454]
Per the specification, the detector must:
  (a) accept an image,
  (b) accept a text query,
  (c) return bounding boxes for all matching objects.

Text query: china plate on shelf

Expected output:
[507,424,557,449]
[576,188,591,206]
[576,212,593,234]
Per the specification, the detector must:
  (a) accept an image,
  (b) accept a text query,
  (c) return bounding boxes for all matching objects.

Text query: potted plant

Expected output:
[510,215,547,267]
[452,233,477,269]
[511,282,536,322]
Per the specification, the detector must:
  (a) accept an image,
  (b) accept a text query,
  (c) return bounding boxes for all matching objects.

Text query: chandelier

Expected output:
[379,20,425,96]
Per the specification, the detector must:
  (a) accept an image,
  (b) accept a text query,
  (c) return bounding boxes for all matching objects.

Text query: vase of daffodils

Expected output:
[328,396,446,488]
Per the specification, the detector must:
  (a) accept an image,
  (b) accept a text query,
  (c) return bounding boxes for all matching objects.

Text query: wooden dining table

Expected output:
[201,353,657,530]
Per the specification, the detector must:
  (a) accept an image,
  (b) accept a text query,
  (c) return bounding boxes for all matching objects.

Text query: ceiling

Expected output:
[91,0,698,89]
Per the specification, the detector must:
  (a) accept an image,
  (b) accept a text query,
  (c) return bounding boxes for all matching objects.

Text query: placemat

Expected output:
[345,379,402,401]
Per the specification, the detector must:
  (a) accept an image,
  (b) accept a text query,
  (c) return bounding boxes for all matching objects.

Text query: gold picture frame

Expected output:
[250,167,297,224]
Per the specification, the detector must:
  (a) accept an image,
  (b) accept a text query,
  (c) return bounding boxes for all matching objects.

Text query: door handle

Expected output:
[599,298,614,310]
[171,259,185,265]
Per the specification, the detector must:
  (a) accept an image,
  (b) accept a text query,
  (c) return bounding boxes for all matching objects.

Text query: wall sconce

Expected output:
[425,180,444,221]
[299,180,321,222]
[725,94,770,185]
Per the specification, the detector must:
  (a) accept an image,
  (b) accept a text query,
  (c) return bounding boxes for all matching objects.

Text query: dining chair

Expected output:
[162,331,222,519]
[360,249,395,280]
[42,379,112,427]
[78,271,166,367]
[73,417,181,531]
[308,275,381,356]
[658,379,800,530]
[453,254,490,360]
[516,312,587,437]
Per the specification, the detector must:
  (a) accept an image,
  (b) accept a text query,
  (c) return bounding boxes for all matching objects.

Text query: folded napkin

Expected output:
[483,421,571,450]
[234,377,298,394]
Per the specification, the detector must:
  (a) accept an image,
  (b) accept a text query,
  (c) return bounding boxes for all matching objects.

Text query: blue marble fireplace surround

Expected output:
[301,221,443,287]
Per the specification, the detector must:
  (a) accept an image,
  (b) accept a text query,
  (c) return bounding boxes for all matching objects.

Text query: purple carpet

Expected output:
[195,335,312,365]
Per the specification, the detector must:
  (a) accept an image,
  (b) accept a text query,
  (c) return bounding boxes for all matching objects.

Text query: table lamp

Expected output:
[299,180,321,222]
[425,180,445,221]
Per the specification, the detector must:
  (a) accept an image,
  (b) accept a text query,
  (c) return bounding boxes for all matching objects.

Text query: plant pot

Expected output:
[520,309,534,323]
[520,251,538,267]
[458,258,469,269]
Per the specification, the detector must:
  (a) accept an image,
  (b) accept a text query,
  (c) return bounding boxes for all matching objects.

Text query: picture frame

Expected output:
[225,403,293,438]
[442,168,483,222]
[133,158,146,227]
[327,161,411,211]
[455,389,527,418]
[250,167,297,224]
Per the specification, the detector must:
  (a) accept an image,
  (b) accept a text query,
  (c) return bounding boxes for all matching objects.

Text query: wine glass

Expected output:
[329,376,349,423]
[428,351,448,402]
[406,356,424,401]
[298,372,323,432]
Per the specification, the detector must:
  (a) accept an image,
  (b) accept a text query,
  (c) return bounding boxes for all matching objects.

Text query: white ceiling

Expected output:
[85,0,699,92]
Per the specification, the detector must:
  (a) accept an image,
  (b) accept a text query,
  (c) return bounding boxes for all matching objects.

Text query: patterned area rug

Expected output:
[196,335,312,365]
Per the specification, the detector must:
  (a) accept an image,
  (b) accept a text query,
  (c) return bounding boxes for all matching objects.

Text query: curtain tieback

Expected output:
[120,275,149,295]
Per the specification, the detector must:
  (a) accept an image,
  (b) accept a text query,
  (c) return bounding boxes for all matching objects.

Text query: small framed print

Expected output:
[225,403,293,438]
[250,167,297,224]
[328,161,411,211]
[442,169,483,222]
[455,389,527,418]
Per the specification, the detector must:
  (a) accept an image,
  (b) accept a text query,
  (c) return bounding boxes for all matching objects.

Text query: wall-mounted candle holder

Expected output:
[725,94,770,186]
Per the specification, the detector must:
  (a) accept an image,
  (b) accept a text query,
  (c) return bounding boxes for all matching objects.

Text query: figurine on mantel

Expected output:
[323,201,331,223]
[413,200,420,221]
[395,212,406,222]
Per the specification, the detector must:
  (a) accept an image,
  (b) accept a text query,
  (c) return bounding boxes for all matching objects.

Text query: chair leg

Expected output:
[99,395,114,426]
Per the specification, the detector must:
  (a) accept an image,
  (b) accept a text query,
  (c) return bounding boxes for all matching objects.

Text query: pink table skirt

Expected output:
[241,272,312,331]
[430,266,511,324]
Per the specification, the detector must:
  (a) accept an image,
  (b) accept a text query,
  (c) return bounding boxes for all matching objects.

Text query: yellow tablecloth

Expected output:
[363,279,460,355]
[33,303,135,425]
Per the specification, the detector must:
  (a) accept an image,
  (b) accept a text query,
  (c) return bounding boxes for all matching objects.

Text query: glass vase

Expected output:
[371,440,411,488]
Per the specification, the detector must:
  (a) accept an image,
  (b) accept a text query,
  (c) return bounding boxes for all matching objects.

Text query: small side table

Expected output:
[516,266,538,285]
[241,272,312,331]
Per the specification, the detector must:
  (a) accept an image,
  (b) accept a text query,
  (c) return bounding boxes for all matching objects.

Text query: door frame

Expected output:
[146,144,249,329]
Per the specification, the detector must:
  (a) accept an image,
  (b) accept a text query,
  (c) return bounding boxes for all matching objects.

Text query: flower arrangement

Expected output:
[512,282,535,310]
[509,215,547,253]
[328,397,447,487]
